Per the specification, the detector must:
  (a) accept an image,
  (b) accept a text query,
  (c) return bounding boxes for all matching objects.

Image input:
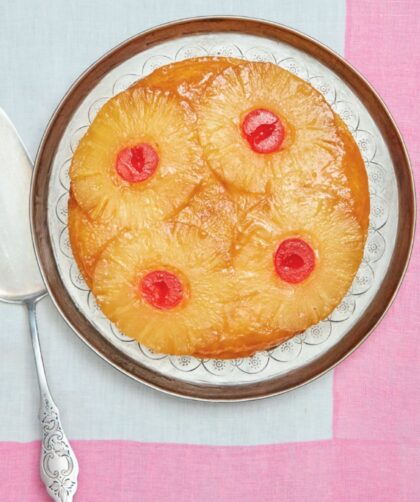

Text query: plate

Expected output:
[31,17,415,401]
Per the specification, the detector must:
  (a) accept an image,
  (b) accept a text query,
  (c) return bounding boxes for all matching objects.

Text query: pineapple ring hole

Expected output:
[140,270,184,310]
[274,238,315,284]
[241,108,285,154]
[115,143,159,183]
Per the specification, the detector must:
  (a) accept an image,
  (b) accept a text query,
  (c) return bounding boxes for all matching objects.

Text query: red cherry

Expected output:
[115,143,159,183]
[241,108,285,154]
[274,238,315,284]
[140,270,184,310]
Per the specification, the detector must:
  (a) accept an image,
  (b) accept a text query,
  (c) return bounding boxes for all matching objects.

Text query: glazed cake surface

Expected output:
[68,57,369,358]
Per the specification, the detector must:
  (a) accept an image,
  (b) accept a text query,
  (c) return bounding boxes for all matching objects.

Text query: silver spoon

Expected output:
[0,108,79,501]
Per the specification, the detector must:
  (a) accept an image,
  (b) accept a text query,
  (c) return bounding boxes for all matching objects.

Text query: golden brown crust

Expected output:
[335,115,370,235]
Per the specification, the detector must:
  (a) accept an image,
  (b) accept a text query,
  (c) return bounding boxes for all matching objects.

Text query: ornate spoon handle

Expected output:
[28,301,79,501]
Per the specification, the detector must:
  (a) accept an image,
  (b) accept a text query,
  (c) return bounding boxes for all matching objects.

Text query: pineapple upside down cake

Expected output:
[69,57,369,359]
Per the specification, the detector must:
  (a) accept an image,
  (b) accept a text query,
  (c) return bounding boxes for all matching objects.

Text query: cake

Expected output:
[68,57,369,358]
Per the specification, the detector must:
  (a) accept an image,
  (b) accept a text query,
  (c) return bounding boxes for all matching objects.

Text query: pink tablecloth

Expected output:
[0,1,418,500]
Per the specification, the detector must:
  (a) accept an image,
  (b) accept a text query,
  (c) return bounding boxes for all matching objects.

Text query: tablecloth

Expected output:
[0,1,418,500]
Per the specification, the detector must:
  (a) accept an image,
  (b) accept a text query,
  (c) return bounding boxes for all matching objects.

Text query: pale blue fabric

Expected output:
[0,0,345,445]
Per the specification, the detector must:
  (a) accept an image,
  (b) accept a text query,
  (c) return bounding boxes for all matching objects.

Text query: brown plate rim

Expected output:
[31,16,416,401]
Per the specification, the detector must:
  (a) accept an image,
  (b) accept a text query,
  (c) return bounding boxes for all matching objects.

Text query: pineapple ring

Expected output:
[70,86,204,228]
[92,224,235,356]
[271,115,370,236]
[197,62,343,194]
[231,200,365,334]
[68,196,120,288]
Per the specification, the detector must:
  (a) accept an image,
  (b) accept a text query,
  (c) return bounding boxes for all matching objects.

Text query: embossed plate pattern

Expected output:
[31,18,415,400]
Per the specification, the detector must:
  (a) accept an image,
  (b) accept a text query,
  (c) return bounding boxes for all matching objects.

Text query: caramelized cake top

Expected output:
[68,58,369,358]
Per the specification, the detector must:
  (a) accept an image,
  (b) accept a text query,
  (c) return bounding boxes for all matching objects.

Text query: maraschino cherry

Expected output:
[140,270,184,310]
[115,143,159,183]
[241,108,285,154]
[274,238,315,284]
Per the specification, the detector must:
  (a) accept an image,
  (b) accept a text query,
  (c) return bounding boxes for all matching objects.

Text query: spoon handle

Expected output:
[27,301,79,501]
